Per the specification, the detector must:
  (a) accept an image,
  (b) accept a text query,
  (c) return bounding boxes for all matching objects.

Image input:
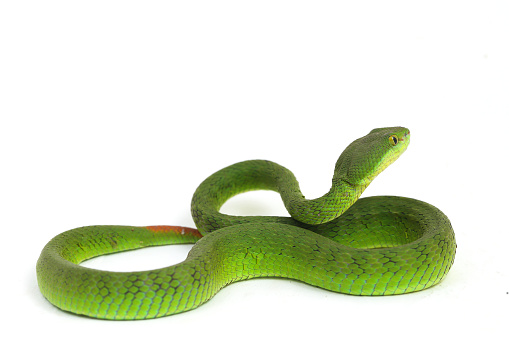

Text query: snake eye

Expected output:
[389,135,398,146]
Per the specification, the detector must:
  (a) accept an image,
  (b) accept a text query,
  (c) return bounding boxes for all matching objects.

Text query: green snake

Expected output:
[36,127,456,320]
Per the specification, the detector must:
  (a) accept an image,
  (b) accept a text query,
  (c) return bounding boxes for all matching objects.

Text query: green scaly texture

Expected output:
[36,127,456,320]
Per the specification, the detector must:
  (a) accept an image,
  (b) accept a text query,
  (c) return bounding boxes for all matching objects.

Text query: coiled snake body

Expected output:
[36,127,456,320]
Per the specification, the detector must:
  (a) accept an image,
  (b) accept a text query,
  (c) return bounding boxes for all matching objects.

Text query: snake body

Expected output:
[36,127,456,320]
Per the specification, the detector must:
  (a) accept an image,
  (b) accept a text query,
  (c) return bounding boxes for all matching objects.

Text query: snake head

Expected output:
[333,127,410,188]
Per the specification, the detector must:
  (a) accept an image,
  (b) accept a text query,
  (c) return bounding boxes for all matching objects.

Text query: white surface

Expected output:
[1,1,507,337]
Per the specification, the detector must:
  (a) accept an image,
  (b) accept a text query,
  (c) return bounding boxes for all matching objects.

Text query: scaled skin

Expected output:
[37,127,455,320]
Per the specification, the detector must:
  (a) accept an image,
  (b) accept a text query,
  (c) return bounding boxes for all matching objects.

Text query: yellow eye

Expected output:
[389,135,398,146]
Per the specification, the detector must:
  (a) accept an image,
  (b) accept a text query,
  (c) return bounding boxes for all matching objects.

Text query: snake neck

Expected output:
[283,179,365,225]
[191,160,369,231]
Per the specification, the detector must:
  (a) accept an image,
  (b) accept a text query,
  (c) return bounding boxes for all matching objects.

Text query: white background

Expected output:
[1,0,507,337]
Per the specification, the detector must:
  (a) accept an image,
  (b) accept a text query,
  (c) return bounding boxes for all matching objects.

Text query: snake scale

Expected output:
[36,127,456,320]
